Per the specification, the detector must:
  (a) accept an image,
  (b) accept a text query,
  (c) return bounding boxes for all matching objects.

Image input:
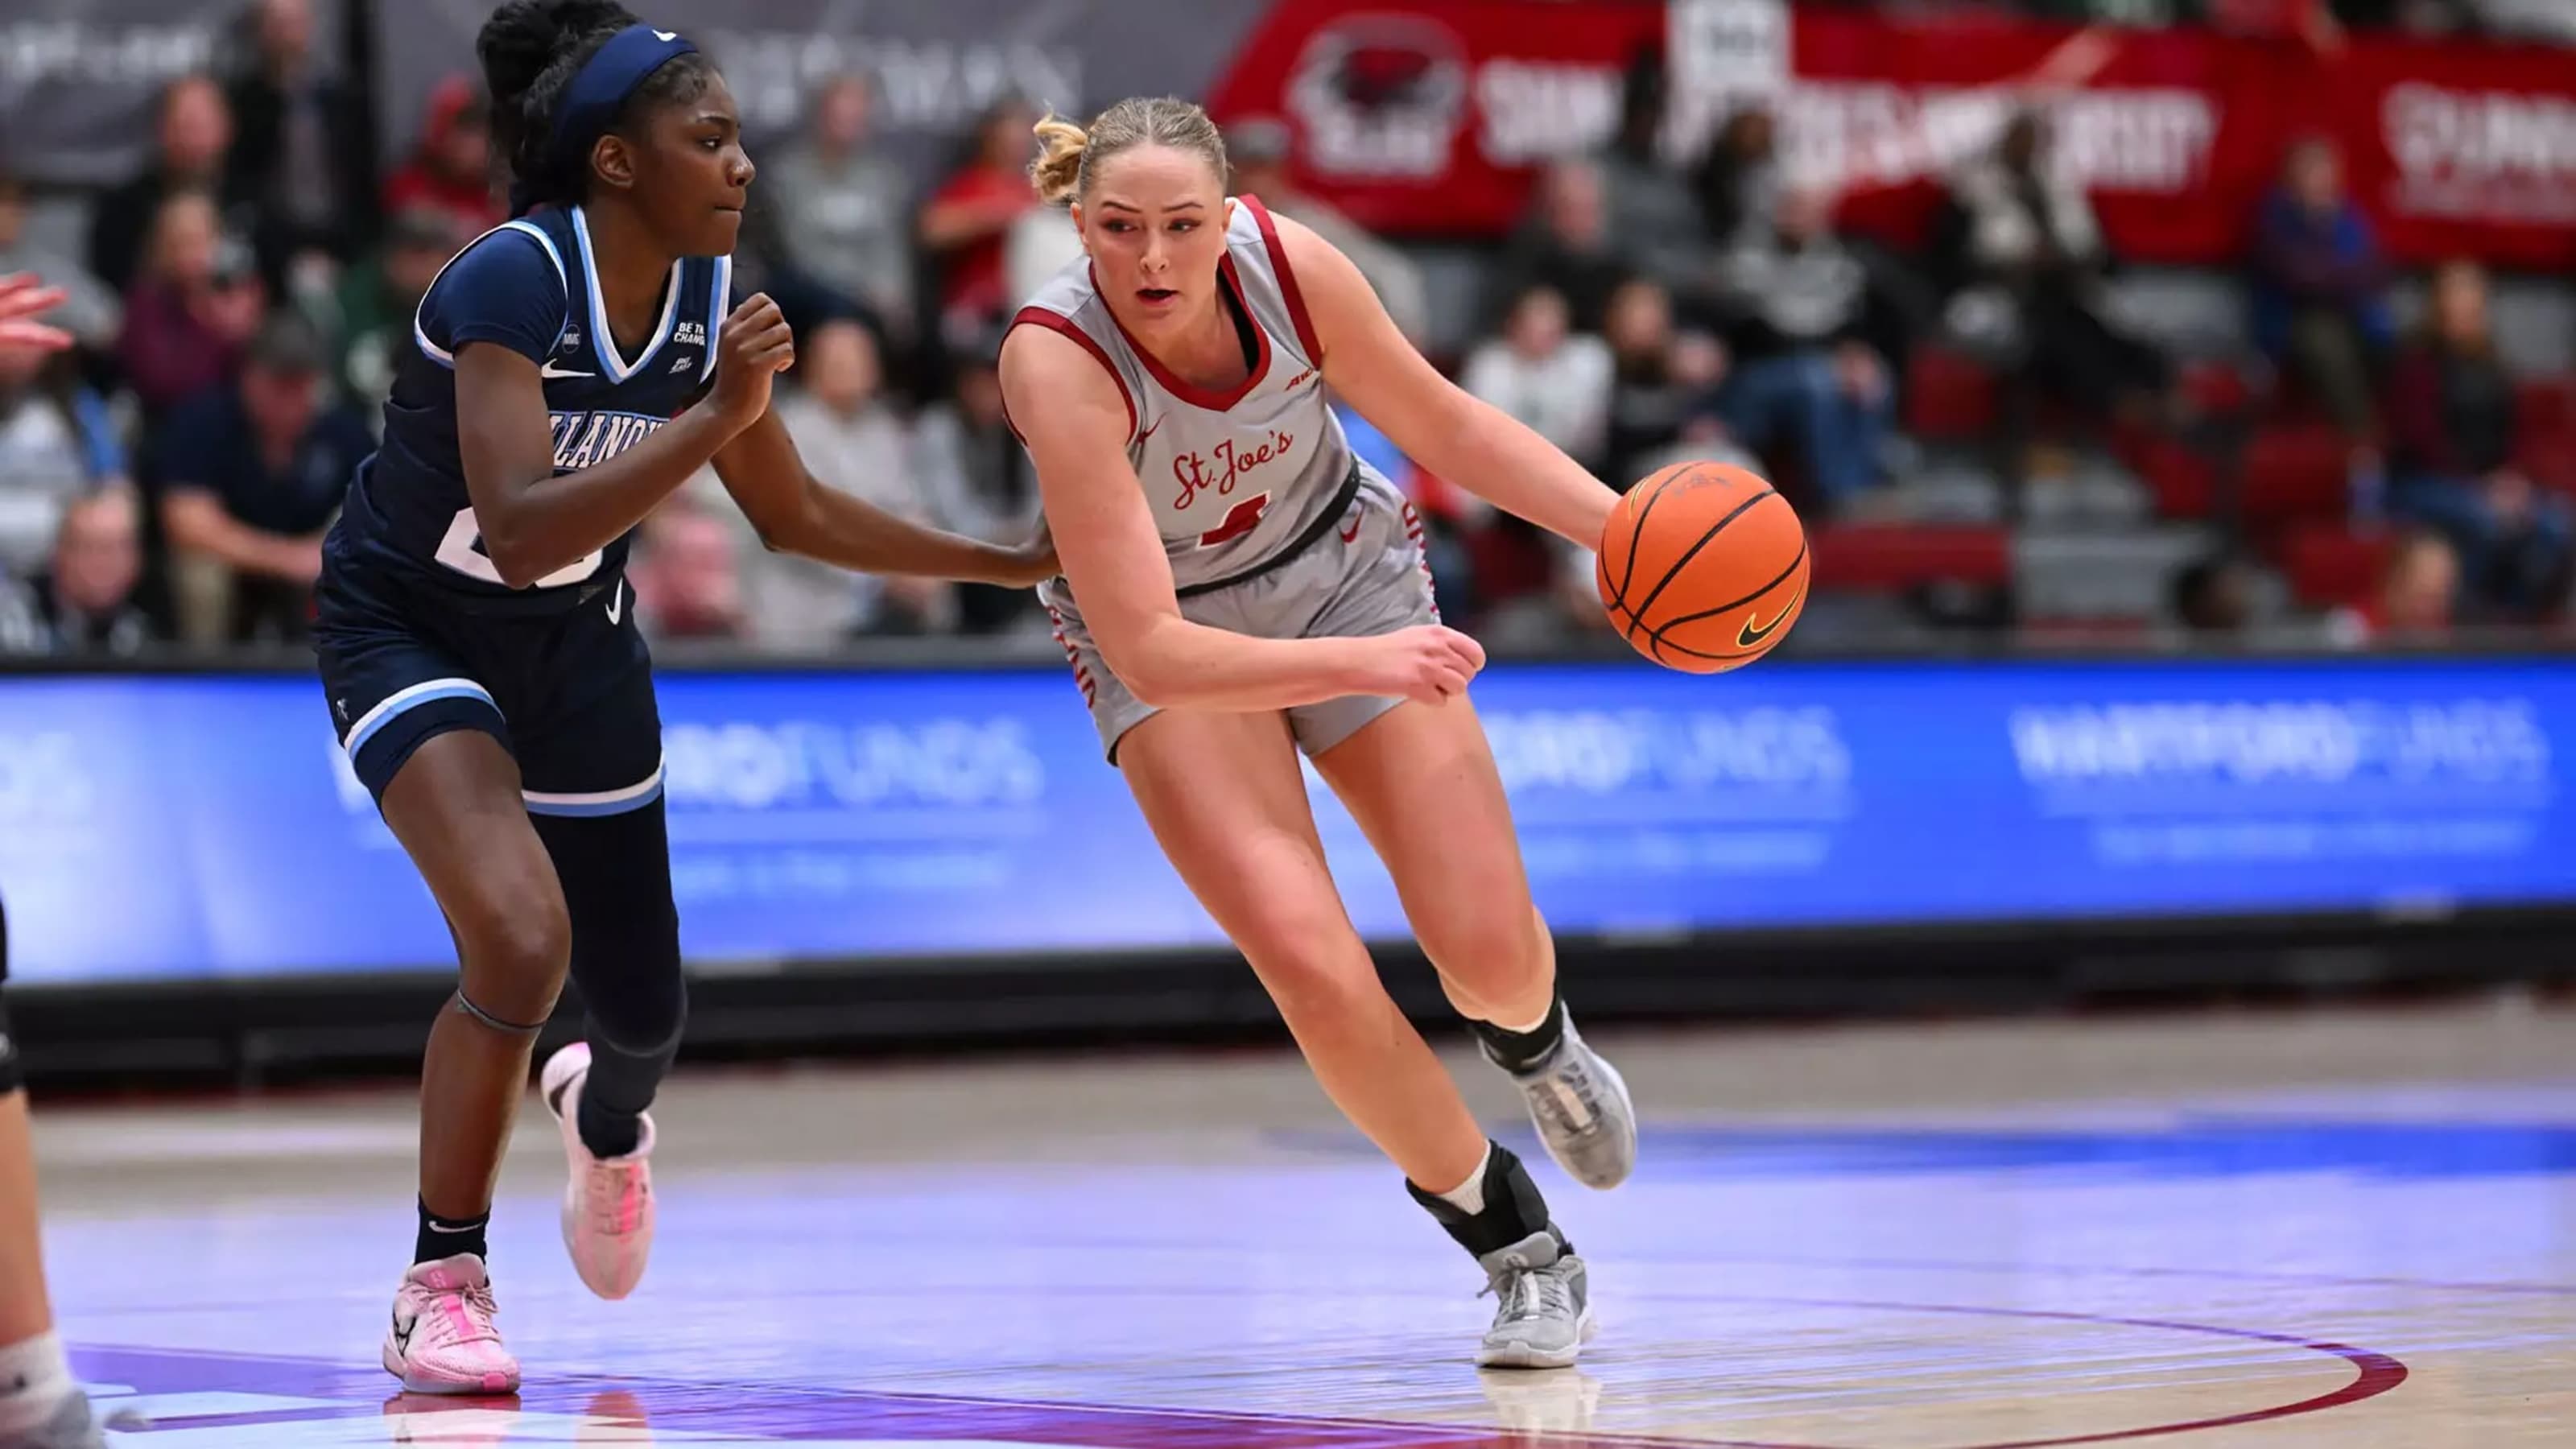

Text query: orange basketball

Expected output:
[1594,461,1809,674]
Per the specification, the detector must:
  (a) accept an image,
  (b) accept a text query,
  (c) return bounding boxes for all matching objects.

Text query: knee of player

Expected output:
[452,894,573,993]
[1416,902,1549,994]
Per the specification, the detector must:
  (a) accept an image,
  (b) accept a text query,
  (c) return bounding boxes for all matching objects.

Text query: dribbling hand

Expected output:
[708,293,795,434]
[1359,625,1487,705]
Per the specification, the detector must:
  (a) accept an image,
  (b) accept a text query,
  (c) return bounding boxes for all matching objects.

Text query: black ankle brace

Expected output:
[1406,1142,1570,1259]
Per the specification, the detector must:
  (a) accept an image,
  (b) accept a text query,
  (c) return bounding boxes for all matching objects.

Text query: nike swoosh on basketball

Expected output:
[541,361,595,379]
[1736,598,1796,649]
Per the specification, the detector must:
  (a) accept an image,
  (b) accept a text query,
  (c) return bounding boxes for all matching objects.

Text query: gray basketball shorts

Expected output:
[1044,470,1439,765]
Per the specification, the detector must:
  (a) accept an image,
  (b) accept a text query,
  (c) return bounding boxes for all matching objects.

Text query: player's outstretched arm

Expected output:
[1002,322,1483,711]
[1278,213,1619,551]
[704,407,1055,587]
[454,294,793,588]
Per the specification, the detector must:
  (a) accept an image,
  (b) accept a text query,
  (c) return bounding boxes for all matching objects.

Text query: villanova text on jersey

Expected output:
[328,204,732,610]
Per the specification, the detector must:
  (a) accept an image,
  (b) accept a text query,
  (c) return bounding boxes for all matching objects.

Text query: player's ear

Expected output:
[1222,196,1239,232]
[590,134,638,195]
[1069,202,1088,256]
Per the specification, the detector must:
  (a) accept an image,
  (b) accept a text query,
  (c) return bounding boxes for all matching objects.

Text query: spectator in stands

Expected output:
[1934,110,2172,434]
[763,316,947,642]
[919,100,1042,350]
[1693,105,1780,250]
[88,75,237,296]
[915,344,1042,634]
[1629,334,1764,485]
[381,76,505,242]
[1462,284,1613,476]
[2376,529,2459,637]
[2170,552,2260,634]
[0,345,126,581]
[222,0,379,297]
[1601,278,1695,488]
[1713,188,1898,514]
[629,501,746,642]
[2250,137,2391,495]
[1596,48,1715,316]
[330,206,465,428]
[0,173,118,353]
[2329,528,2459,646]
[2384,259,2570,617]
[116,189,265,419]
[760,75,916,347]
[1492,160,1632,338]
[154,314,367,644]
[0,489,153,658]
[1449,283,1621,618]
[1226,118,1430,345]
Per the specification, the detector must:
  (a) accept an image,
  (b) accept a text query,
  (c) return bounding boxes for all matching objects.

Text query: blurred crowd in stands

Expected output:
[0,0,2570,665]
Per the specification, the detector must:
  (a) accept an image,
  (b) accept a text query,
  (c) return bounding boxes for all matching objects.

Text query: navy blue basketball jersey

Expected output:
[331,205,732,610]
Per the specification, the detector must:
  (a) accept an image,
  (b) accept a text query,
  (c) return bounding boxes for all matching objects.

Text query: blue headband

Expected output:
[523,23,698,213]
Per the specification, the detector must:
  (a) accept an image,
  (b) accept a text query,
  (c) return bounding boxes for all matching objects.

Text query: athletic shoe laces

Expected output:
[423,1279,501,1348]
[1485,1262,1575,1324]
[1531,1059,1602,1135]
[584,1158,646,1236]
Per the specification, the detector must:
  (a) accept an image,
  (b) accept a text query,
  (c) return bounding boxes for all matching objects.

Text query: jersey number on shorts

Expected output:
[1197,492,1271,549]
[434,506,604,588]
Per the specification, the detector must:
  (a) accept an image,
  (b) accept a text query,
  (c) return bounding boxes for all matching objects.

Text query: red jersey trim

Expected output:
[1238,194,1323,365]
[1004,306,1138,445]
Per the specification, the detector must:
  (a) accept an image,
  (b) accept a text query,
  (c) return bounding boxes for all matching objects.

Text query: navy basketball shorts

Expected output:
[312,560,664,818]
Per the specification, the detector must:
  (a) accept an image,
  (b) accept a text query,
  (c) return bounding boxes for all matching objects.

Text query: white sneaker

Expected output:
[540,1042,657,1300]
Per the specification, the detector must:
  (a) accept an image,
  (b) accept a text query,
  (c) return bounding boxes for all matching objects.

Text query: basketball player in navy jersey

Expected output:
[0,275,111,1449]
[1004,101,1633,1368]
[317,2,1054,1393]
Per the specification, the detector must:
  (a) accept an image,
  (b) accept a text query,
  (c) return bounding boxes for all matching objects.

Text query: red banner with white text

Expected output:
[2322,38,2576,271]
[1202,0,1669,236]
[1202,0,2576,270]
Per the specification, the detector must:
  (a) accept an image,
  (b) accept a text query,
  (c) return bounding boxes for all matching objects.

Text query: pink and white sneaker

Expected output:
[382,1253,519,1395]
[540,1042,657,1300]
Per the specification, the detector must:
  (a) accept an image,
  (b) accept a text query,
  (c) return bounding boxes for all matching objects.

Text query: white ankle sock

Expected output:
[0,1331,76,1433]
[1433,1144,1494,1216]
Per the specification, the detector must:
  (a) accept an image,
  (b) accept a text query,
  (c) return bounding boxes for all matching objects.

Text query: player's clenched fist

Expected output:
[707,293,795,434]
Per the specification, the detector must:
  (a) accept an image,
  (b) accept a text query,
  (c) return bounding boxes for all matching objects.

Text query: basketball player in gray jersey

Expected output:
[1001,97,1637,1368]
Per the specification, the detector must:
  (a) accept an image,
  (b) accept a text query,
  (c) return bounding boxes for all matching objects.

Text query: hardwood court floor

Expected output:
[28,997,2576,1445]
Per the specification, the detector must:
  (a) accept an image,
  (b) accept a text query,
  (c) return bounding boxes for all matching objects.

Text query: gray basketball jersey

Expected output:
[1011,196,1357,597]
